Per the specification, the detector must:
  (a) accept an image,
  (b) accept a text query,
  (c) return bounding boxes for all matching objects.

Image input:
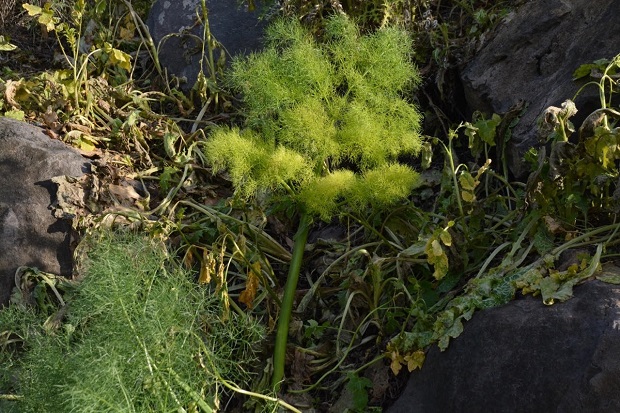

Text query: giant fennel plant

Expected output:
[204,14,423,389]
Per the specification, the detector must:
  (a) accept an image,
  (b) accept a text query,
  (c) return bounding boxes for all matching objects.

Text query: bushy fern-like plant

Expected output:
[0,231,266,412]
[204,14,423,388]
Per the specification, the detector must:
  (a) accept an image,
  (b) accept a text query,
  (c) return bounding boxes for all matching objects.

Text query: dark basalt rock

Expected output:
[146,0,269,91]
[460,0,620,178]
[0,118,89,305]
[388,280,620,413]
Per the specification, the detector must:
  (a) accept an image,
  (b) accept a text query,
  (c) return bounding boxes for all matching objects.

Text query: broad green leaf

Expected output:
[573,64,594,80]
[475,113,501,146]
[437,316,464,351]
[159,166,179,192]
[346,373,372,411]
[540,276,573,305]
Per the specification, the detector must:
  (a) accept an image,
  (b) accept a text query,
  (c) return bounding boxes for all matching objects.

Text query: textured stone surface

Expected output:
[146,0,268,90]
[0,118,89,305]
[460,0,620,178]
[388,280,620,413]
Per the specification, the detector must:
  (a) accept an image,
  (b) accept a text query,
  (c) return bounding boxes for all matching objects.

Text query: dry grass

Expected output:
[0,0,17,29]
[0,0,46,31]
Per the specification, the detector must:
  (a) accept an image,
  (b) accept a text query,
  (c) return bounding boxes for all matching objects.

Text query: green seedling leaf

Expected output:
[573,63,595,80]
[346,373,372,411]
[514,268,544,295]
[95,0,107,16]
[159,166,179,192]
[573,59,610,80]
[476,113,501,146]
[65,130,99,152]
[102,43,132,71]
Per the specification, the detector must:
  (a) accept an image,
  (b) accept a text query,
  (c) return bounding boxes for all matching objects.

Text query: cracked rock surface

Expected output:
[460,0,620,178]
[388,280,620,413]
[0,118,89,305]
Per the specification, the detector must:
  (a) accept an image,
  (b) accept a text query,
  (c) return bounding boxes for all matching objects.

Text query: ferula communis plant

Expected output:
[204,14,423,390]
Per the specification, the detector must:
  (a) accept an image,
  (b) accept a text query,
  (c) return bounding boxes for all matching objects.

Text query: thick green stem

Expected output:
[272,213,312,390]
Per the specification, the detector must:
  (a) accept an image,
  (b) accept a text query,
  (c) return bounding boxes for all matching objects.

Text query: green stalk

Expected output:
[272,213,312,390]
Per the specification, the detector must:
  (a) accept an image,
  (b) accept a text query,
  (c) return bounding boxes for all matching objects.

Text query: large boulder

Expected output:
[460,0,620,178]
[0,117,89,305]
[146,0,269,90]
[387,280,620,413]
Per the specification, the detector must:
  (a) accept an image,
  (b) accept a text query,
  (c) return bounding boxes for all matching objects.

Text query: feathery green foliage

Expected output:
[204,14,424,389]
[205,14,423,219]
[0,231,266,412]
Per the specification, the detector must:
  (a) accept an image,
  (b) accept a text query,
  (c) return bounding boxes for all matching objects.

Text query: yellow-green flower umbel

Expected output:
[204,14,424,388]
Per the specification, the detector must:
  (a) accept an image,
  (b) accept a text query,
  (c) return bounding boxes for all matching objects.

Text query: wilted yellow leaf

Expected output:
[23,4,56,31]
[459,171,477,191]
[404,350,425,372]
[431,239,442,256]
[22,3,42,16]
[390,358,402,375]
[110,48,131,71]
[0,35,17,51]
[199,249,216,284]
[439,229,452,247]
[119,21,135,41]
[5,79,21,109]
[184,247,194,268]
[543,215,563,234]
[239,261,261,308]
[103,42,132,71]
[461,190,476,203]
